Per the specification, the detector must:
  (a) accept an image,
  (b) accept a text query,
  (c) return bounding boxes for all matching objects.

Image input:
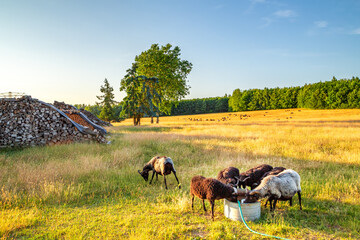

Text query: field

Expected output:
[1,109,360,239]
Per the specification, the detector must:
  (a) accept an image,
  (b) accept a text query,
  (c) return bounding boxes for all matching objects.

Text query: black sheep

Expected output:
[238,164,273,189]
[252,167,286,189]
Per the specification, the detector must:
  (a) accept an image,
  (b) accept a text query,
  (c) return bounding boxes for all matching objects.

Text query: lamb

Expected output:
[190,175,246,220]
[244,169,302,211]
[238,164,273,189]
[138,156,180,190]
[216,167,240,187]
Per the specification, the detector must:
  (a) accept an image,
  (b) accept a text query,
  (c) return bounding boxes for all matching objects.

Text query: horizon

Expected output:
[1,0,360,105]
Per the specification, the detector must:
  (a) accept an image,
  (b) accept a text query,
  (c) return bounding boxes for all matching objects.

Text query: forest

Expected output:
[76,77,360,120]
[229,77,360,112]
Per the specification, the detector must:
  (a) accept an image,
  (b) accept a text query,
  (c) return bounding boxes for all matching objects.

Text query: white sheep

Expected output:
[244,169,302,211]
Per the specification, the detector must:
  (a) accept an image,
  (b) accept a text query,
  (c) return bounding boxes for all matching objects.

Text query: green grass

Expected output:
[1,115,360,239]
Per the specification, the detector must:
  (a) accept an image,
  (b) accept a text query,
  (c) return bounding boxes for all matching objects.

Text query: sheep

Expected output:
[238,164,273,189]
[251,167,287,208]
[216,167,240,187]
[244,169,302,211]
[251,167,286,189]
[138,156,180,190]
[190,175,246,220]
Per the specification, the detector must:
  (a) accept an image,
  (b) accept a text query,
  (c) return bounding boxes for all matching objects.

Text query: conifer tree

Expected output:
[97,78,116,122]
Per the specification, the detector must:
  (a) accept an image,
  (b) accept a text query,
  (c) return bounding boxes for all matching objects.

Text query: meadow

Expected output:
[1,109,360,239]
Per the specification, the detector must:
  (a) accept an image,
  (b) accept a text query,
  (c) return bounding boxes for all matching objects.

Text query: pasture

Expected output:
[1,109,360,239]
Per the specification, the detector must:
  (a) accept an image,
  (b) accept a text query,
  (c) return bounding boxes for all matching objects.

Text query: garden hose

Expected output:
[237,200,291,240]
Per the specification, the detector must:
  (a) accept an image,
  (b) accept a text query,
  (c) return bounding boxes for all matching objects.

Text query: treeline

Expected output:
[74,97,229,120]
[229,77,360,111]
[170,97,229,115]
[77,77,360,121]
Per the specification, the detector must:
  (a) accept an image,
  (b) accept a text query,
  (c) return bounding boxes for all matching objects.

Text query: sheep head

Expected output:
[236,176,248,189]
[138,170,149,181]
[244,189,260,203]
[225,178,238,187]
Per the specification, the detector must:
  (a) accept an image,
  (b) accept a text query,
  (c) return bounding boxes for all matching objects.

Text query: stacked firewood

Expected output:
[79,108,113,127]
[0,96,106,148]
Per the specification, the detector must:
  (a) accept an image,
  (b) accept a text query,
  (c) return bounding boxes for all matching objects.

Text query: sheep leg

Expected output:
[210,200,215,221]
[264,198,269,208]
[149,171,156,184]
[289,198,293,206]
[172,171,181,189]
[271,199,278,211]
[298,191,302,210]
[265,196,273,208]
[202,199,207,212]
[191,195,194,210]
[163,175,168,190]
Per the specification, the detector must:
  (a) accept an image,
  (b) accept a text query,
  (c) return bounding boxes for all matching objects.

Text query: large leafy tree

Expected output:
[120,64,161,126]
[97,78,117,122]
[134,43,192,123]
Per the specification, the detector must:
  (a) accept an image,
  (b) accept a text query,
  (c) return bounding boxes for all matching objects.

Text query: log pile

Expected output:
[65,112,95,130]
[79,108,113,127]
[0,96,107,148]
[53,101,77,111]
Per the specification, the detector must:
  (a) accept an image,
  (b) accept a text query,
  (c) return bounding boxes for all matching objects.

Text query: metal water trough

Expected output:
[224,199,261,222]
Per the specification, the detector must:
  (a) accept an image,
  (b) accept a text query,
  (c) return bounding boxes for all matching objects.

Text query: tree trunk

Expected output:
[137,116,141,126]
[156,115,159,124]
[133,116,137,126]
[150,116,154,124]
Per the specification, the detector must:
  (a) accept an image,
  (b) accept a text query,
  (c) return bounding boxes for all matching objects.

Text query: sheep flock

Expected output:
[139,156,302,220]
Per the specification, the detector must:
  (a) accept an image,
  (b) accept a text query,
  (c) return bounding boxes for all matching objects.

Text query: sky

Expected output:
[1,0,360,104]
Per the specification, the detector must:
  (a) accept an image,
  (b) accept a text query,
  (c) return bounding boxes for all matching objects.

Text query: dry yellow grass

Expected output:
[1,108,360,239]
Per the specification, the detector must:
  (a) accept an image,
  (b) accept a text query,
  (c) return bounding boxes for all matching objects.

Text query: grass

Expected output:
[1,108,360,239]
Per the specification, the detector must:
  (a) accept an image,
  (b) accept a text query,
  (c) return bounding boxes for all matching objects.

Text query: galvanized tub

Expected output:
[224,199,261,222]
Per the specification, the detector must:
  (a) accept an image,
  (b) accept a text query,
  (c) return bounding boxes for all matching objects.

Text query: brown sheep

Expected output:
[190,176,246,220]
[216,167,240,187]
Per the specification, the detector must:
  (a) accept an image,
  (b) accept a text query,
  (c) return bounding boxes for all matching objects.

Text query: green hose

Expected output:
[237,200,291,240]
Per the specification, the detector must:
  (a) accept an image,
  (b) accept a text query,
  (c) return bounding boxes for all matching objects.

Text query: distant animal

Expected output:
[216,167,240,187]
[190,176,246,220]
[244,169,302,211]
[138,156,180,190]
[238,164,273,189]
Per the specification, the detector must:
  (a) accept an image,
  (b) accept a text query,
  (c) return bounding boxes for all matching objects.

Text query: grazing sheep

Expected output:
[190,176,246,220]
[216,167,240,187]
[138,156,180,190]
[238,164,273,189]
[244,169,302,211]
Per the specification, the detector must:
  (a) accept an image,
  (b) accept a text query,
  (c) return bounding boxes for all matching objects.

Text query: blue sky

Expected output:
[1,0,360,104]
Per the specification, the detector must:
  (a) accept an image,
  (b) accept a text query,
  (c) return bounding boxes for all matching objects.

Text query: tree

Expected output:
[133,43,192,123]
[120,64,161,126]
[97,78,117,122]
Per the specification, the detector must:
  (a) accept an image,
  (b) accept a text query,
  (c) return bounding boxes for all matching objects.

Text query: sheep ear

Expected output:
[138,170,142,174]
